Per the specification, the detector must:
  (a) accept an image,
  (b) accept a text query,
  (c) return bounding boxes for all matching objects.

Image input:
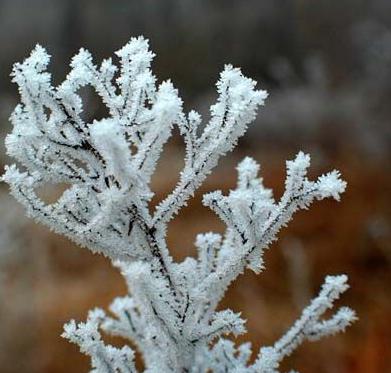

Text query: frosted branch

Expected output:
[3,36,355,372]
[62,309,137,373]
[254,275,357,372]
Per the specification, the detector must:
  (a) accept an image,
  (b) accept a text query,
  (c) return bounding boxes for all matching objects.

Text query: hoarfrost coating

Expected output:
[2,36,356,372]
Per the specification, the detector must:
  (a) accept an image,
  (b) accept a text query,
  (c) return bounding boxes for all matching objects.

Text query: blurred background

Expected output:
[0,0,390,372]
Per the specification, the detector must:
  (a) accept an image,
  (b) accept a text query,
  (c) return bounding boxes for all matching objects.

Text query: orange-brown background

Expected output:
[0,1,390,372]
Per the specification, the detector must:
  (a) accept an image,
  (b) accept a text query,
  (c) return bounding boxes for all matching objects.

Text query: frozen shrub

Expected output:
[2,37,356,372]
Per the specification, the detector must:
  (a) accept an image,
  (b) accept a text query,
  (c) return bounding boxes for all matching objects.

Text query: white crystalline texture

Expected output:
[2,36,356,372]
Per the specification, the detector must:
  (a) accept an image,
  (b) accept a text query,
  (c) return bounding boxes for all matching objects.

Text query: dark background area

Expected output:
[0,1,390,372]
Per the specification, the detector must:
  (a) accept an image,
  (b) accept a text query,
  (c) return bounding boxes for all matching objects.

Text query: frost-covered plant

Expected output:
[2,37,356,372]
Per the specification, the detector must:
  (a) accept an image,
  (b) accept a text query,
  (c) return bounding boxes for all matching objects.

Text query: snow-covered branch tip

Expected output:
[3,36,355,372]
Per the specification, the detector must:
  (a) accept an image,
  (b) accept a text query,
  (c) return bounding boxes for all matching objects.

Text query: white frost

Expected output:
[2,36,355,372]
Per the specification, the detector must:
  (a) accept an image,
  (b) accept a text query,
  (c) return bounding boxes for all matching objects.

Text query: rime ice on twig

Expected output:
[254,275,356,372]
[62,309,137,373]
[3,37,355,372]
